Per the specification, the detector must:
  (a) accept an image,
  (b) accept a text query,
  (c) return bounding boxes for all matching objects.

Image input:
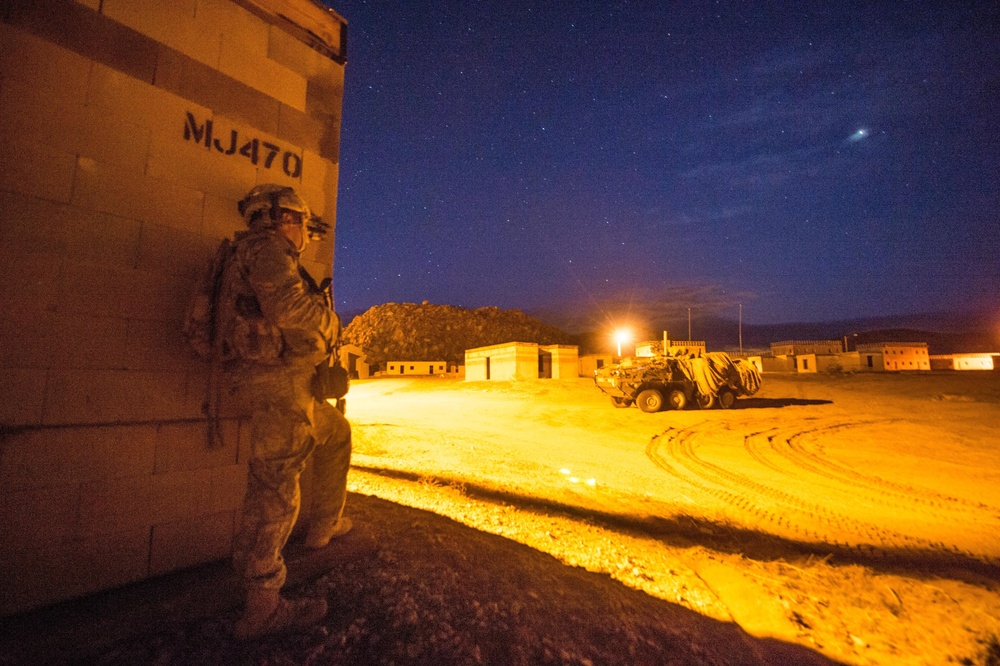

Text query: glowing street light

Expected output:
[614,329,632,357]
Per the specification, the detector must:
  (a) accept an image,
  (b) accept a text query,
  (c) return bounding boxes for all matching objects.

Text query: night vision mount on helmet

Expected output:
[238,184,310,225]
[237,184,329,241]
[305,215,330,242]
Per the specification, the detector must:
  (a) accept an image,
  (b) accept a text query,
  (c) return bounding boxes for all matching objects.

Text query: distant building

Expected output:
[770,340,843,356]
[726,350,768,372]
[579,354,615,377]
[761,356,795,373]
[929,354,996,371]
[635,336,707,357]
[767,340,843,373]
[385,361,449,376]
[857,342,930,371]
[465,342,579,381]
[794,352,861,373]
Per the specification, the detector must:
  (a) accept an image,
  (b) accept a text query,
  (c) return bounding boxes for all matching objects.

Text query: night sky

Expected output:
[325,1,999,331]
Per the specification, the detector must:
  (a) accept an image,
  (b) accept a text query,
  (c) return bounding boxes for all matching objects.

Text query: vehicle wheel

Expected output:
[695,393,715,409]
[667,389,687,410]
[636,389,664,413]
[611,396,632,408]
[717,389,736,409]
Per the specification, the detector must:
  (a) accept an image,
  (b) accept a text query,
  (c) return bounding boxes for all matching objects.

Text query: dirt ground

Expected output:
[340,371,1000,665]
[5,370,998,665]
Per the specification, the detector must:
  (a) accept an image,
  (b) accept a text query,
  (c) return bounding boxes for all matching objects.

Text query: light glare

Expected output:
[614,328,633,356]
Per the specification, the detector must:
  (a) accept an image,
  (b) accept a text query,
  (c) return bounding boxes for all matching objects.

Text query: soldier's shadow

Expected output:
[735,397,833,409]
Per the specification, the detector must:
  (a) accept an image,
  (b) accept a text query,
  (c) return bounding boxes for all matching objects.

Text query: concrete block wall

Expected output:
[0,0,346,616]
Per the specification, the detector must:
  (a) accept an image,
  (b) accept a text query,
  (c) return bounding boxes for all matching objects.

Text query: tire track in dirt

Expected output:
[746,420,1000,519]
[647,422,876,546]
[646,421,979,557]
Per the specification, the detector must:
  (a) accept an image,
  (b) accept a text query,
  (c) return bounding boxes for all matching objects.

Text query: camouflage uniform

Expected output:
[220,227,351,592]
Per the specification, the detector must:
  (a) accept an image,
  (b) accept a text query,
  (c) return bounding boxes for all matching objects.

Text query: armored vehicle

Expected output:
[594,351,761,413]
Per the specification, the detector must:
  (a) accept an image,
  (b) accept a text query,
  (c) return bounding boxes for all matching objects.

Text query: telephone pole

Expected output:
[739,303,743,354]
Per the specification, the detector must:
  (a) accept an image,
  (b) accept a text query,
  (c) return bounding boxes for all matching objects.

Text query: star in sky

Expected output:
[847,128,869,143]
[327,1,1000,329]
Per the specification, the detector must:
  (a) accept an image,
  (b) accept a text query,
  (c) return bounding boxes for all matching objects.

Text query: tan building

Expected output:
[0,0,346,615]
[795,352,862,373]
[770,340,843,356]
[579,353,615,377]
[930,354,996,371]
[465,342,579,381]
[386,361,448,376]
[741,356,764,373]
[759,355,793,372]
[768,340,849,374]
[635,337,707,357]
[857,342,931,371]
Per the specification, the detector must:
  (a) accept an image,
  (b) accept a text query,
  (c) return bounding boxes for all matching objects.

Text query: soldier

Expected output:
[218,184,353,639]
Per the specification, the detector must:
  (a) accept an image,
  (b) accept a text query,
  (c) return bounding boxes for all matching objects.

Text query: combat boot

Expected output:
[234,588,328,640]
[305,516,353,549]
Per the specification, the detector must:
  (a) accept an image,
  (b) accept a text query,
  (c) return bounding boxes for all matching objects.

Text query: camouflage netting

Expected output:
[733,358,763,395]
[669,351,762,397]
[343,302,576,366]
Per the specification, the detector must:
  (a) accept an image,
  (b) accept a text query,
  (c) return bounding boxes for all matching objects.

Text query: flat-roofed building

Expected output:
[858,342,930,371]
[930,354,996,371]
[386,361,448,376]
[465,342,579,381]
[769,340,848,373]
[770,340,843,356]
[579,354,615,377]
[795,352,862,373]
[635,338,707,357]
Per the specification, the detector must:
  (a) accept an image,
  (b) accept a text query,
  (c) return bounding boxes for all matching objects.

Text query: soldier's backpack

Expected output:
[183,238,234,361]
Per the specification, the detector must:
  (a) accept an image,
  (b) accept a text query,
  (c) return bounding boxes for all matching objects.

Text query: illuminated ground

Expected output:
[345,372,1000,665]
[8,371,997,664]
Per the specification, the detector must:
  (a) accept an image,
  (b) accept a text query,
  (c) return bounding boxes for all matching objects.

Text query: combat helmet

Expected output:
[238,184,311,228]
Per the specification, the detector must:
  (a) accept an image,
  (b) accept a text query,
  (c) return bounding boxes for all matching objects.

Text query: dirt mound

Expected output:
[343,302,576,365]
